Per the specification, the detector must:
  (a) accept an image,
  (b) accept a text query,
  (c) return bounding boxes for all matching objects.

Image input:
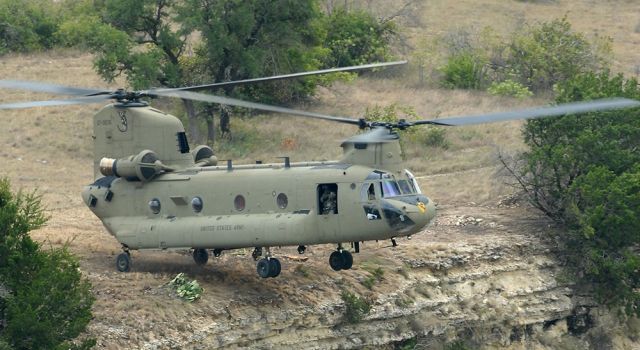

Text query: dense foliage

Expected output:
[513,72,640,315]
[322,8,395,67]
[0,0,64,54]
[436,18,610,93]
[0,179,95,349]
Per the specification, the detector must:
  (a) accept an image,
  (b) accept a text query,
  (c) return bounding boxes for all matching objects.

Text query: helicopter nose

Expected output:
[407,197,436,228]
[380,195,436,235]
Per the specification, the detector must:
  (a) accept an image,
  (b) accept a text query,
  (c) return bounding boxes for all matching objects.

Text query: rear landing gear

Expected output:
[193,248,209,266]
[257,258,281,278]
[116,251,131,272]
[329,249,353,271]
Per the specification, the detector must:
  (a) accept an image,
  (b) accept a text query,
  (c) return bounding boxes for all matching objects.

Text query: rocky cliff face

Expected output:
[77,203,638,349]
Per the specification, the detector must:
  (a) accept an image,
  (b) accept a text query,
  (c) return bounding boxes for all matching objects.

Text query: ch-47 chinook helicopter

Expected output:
[1,61,638,278]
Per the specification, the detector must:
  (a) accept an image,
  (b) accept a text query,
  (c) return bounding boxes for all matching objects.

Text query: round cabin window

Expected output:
[149,198,161,214]
[276,193,288,209]
[191,196,203,213]
[234,195,246,211]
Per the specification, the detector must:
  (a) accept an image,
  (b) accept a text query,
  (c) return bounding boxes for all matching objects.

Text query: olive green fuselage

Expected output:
[83,163,436,250]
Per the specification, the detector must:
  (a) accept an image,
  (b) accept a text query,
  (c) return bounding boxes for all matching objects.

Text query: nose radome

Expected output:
[406,197,436,229]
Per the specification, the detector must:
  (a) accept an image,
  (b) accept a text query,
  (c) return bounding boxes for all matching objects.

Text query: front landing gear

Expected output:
[116,251,131,272]
[329,249,353,271]
[193,248,209,266]
[257,258,281,278]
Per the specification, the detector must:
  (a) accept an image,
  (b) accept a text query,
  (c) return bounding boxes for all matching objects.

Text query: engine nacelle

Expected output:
[192,145,217,167]
[99,150,171,182]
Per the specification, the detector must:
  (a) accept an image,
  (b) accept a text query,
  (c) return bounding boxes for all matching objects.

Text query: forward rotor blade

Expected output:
[150,89,362,125]
[0,80,108,96]
[162,61,408,92]
[414,98,640,126]
[0,95,112,109]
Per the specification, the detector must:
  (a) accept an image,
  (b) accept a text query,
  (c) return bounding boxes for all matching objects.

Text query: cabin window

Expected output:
[380,180,402,198]
[277,193,288,209]
[149,198,161,214]
[234,195,245,211]
[191,196,203,213]
[318,183,338,215]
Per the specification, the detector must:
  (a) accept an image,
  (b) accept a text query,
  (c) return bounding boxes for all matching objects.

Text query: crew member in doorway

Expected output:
[320,185,337,214]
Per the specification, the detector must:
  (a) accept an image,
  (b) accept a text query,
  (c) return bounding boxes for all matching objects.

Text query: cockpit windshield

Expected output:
[397,179,414,194]
[380,180,402,198]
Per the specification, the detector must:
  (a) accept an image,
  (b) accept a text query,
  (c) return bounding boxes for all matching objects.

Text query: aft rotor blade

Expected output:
[414,98,640,126]
[164,61,408,92]
[342,127,398,144]
[150,89,362,125]
[0,95,112,109]
[0,80,108,96]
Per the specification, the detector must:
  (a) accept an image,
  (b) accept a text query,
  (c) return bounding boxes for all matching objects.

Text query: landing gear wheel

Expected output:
[329,251,345,271]
[257,258,271,278]
[116,252,131,272]
[297,245,306,254]
[340,250,353,270]
[193,248,209,266]
[269,258,281,278]
[257,258,281,278]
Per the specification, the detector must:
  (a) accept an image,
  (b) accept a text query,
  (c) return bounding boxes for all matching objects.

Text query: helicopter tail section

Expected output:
[92,104,195,179]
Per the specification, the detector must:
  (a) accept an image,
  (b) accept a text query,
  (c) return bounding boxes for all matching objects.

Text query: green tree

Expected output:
[502,17,610,92]
[322,7,395,67]
[0,179,95,349]
[60,0,330,144]
[509,71,640,315]
[178,0,328,138]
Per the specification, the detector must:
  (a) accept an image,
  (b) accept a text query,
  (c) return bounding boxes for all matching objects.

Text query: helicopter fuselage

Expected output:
[82,162,436,251]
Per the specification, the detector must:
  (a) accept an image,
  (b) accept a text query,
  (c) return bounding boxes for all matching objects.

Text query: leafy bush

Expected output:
[440,51,486,89]
[419,127,450,149]
[322,7,395,67]
[169,273,203,302]
[432,18,610,95]
[507,71,640,315]
[341,290,371,323]
[0,0,63,54]
[0,178,95,349]
[487,80,533,98]
[502,17,610,92]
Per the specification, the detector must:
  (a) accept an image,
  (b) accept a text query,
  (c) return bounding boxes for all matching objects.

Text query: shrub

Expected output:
[169,273,204,302]
[0,178,95,349]
[487,80,533,98]
[323,7,395,67]
[440,51,486,89]
[341,290,371,323]
[412,127,449,149]
[503,17,610,92]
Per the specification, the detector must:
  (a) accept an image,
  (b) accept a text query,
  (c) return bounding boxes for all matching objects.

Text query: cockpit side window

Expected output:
[360,183,376,201]
[404,169,422,194]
